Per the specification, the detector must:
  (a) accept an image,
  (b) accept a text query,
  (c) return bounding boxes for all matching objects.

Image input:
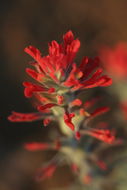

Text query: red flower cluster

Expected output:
[8,31,112,134]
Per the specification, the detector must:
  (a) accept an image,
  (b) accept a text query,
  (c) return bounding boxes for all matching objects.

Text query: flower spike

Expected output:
[8,31,115,185]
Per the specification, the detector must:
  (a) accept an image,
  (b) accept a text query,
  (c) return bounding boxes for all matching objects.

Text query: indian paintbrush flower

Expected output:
[8,31,116,184]
[8,31,112,134]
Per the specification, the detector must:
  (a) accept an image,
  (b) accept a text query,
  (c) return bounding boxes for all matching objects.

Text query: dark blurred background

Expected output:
[1,0,127,190]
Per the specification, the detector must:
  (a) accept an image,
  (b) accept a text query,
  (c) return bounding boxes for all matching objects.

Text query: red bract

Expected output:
[37,103,57,112]
[23,82,50,98]
[63,57,112,90]
[99,42,127,79]
[79,106,110,121]
[43,118,51,127]
[24,142,50,151]
[96,160,107,170]
[90,107,110,118]
[71,99,82,106]
[57,95,64,104]
[64,112,75,130]
[26,68,44,82]
[75,131,81,140]
[8,111,43,122]
[82,129,115,144]
[84,97,101,109]
[24,138,61,152]
[35,163,57,181]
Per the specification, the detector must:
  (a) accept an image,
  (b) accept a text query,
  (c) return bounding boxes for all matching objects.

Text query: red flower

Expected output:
[99,42,127,79]
[7,31,116,185]
[8,31,112,132]
[24,31,111,93]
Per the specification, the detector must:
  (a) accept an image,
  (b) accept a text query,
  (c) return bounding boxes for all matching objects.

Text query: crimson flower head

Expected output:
[8,31,112,132]
[7,31,117,185]
[24,31,112,91]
